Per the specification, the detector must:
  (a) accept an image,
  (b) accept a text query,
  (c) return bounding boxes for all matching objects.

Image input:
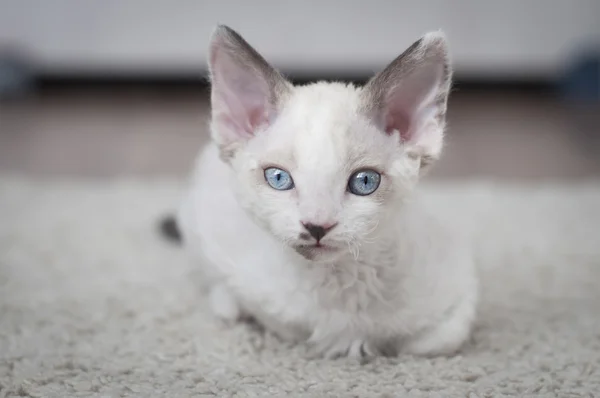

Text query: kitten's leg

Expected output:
[347,339,378,360]
[309,336,377,360]
[208,284,241,323]
[402,299,475,356]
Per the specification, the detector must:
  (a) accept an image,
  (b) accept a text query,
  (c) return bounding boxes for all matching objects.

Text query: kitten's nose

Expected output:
[302,223,337,242]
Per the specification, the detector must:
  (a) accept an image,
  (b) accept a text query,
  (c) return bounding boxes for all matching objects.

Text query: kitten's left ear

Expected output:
[208,25,291,157]
[362,32,452,167]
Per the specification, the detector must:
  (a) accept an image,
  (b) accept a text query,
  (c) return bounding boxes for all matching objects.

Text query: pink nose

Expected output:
[301,222,337,241]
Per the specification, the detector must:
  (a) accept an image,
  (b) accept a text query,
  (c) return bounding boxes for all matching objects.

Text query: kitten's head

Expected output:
[208,25,451,262]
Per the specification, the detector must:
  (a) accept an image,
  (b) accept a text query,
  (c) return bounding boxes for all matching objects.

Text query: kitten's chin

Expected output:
[293,244,344,262]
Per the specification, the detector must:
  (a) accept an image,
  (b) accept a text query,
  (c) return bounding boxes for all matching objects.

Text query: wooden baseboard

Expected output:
[33,72,557,95]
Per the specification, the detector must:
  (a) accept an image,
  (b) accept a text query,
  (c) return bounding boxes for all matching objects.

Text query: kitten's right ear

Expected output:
[362,32,452,168]
[208,25,290,156]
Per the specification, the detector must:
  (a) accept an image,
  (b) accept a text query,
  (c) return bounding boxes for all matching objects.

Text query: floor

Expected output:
[2,174,599,397]
[1,85,599,181]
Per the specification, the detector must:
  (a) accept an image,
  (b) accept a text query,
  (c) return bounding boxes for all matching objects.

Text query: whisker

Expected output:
[349,238,361,261]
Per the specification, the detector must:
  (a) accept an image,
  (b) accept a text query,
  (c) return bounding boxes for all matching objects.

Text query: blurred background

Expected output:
[0,0,598,180]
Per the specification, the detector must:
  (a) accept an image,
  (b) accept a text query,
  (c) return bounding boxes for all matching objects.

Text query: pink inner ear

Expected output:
[248,106,268,130]
[216,81,270,138]
[385,109,412,142]
[216,107,267,142]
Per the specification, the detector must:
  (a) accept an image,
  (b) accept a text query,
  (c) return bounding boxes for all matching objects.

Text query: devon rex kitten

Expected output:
[175,25,478,359]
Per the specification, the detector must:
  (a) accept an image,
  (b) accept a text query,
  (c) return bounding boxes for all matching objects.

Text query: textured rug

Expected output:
[1,175,599,398]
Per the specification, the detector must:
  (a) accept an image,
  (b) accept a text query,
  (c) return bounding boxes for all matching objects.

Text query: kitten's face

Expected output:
[208,25,451,262]
[232,84,417,261]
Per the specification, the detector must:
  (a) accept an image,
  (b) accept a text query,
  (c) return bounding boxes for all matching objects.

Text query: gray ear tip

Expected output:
[421,31,449,51]
[419,31,450,65]
[210,25,238,44]
[208,25,241,62]
[424,30,447,39]
[214,24,233,34]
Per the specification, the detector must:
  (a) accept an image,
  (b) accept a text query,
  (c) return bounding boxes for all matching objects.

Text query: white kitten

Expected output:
[177,25,478,359]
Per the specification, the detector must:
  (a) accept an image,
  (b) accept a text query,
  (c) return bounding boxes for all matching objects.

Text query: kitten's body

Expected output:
[177,27,478,358]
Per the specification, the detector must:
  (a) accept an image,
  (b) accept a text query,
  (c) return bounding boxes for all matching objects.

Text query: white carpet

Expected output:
[1,175,599,397]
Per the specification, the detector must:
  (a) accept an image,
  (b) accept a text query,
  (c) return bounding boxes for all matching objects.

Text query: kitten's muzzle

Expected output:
[295,222,340,260]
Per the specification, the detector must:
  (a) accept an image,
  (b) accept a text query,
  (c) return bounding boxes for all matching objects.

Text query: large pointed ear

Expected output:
[362,32,452,168]
[208,25,291,157]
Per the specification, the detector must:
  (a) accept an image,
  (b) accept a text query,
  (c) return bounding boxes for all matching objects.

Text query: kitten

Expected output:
[174,25,478,359]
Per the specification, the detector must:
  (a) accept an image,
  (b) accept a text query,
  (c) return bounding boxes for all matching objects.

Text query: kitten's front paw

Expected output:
[208,284,241,324]
[310,338,377,362]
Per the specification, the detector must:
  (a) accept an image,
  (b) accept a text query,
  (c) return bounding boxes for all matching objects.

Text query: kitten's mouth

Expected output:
[294,243,340,260]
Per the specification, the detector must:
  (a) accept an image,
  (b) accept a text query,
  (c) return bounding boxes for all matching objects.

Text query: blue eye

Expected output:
[264,167,294,191]
[348,169,381,196]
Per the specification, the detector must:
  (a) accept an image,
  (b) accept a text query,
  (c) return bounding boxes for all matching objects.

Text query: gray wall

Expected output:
[1,0,599,78]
